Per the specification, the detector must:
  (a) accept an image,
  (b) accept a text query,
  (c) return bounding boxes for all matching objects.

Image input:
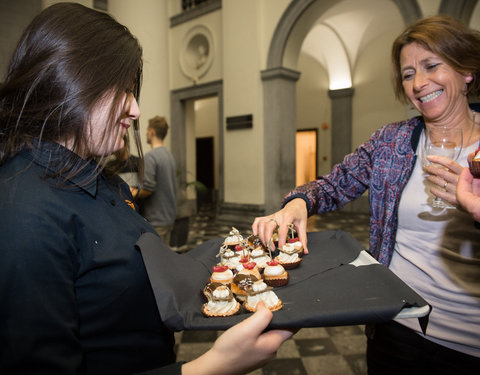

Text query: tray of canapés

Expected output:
[201,226,303,318]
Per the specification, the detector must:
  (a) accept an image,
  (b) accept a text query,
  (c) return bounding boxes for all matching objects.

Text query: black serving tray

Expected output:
[137,230,429,331]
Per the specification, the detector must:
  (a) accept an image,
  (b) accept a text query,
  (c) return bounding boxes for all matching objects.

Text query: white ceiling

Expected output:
[300,0,405,89]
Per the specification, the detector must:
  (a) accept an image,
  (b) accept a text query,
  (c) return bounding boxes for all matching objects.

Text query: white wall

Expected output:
[222,0,265,204]
[108,0,171,151]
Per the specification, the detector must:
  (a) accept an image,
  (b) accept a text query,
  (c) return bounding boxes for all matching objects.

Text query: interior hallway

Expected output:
[175,203,370,375]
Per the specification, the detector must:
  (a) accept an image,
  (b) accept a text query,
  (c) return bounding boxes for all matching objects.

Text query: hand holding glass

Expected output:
[423,127,463,208]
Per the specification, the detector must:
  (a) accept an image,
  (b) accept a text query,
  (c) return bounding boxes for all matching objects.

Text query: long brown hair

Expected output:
[391,15,480,102]
[0,2,143,183]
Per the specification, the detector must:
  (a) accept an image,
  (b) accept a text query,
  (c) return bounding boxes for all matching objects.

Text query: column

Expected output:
[328,88,355,168]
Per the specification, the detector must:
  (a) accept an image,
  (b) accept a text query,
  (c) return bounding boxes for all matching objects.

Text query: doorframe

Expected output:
[296,128,318,186]
[170,80,224,204]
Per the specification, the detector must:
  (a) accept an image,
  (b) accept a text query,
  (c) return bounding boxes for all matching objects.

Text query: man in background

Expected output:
[131,116,177,246]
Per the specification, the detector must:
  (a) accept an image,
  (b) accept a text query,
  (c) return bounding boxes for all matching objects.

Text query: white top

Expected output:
[390,131,480,357]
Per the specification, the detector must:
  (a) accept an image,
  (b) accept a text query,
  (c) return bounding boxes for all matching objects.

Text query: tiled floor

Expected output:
[175,203,370,375]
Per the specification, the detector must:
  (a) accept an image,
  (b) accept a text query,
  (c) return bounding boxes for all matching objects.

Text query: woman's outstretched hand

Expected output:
[251,198,309,254]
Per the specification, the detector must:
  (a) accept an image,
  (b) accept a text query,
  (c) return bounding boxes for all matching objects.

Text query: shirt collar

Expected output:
[26,140,99,197]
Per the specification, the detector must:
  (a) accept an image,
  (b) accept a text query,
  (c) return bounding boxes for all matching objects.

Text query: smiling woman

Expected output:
[252,15,480,374]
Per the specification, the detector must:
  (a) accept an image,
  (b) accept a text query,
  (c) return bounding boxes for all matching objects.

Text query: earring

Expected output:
[466,75,473,83]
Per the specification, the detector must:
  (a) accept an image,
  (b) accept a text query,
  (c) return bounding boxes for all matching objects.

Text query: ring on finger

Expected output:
[443,181,449,189]
[269,218,278,226]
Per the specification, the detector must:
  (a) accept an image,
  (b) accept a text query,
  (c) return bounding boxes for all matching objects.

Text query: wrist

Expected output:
[182,350,228,375]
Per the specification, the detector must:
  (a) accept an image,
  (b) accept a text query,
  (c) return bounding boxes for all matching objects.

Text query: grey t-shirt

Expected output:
[142,146,177,227]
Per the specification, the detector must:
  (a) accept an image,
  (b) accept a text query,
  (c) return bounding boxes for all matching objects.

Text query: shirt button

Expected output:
[110,199,116,206]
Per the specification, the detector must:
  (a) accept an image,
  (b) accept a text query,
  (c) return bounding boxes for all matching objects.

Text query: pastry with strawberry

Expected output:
[223,227,243,251]
[285,224,304,255]
[209,264,234,286]
[236,260,262,280]
[263,260,289,287]
[234,243,250,259]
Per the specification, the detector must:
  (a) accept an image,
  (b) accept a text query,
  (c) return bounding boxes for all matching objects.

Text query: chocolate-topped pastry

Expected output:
[248,234,266,250]
[202,283,240,317]
[217,244,241,270]
[244,280,282,312]
[202,281,224,299]
[231,269,259,302]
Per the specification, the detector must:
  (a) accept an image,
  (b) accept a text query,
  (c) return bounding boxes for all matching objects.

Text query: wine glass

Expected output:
[423,127,463,208]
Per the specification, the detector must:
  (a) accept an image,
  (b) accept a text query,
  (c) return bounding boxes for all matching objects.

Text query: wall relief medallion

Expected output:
[180,25,214,83]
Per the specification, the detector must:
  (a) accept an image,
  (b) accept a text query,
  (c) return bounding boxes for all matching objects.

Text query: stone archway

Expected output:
[260,0,475,214]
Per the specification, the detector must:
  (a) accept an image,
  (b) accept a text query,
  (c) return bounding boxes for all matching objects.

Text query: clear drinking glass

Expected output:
[423,127,463,208]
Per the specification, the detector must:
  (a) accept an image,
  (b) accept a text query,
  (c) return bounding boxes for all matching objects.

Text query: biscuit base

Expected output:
[201,301,241,317]
[274,257,302,270]
[263,273,289,287]
[244,299,283,312]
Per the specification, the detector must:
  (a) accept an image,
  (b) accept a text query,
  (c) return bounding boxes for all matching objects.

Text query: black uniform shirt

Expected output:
[0,142,182,374]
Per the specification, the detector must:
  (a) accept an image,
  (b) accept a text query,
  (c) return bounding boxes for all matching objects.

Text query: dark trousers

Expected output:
[366,321,479,375]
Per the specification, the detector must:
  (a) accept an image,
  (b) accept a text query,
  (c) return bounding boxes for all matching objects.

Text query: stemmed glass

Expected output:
[423,127,463,208]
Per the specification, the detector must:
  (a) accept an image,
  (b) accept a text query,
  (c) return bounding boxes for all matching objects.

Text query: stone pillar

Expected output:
[328,88,355,168]
[261,67,301,214]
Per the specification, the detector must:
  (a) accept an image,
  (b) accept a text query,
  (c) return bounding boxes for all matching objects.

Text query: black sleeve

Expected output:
[0,205,82,374]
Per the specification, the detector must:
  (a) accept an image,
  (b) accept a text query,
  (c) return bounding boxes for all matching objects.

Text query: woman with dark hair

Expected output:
[0,3,293,374]
[253,15,480,374]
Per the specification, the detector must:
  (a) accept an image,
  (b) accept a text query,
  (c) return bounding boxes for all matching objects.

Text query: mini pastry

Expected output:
[244,280,282,312]
[234,243,250,259]
[223,227,243,251]
[231,262,261,301]
[275,242,302,269]
[248,234,266,251]
[286,237,304,257]
[263,260,289,287]
[237,261,262,280]
[209,265,234,285]
[231,274,258,301]
[220,248,241,270]
[202,283,240,317]
[285,224,303,255]
[250,247,271,269]
[468,148,480,177]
